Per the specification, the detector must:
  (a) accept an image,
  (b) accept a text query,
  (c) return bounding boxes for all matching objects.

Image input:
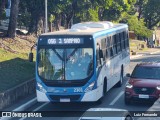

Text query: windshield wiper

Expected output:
[52,49,63,61]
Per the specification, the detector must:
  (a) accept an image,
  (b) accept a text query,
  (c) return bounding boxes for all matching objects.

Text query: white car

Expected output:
[79,108,134,120]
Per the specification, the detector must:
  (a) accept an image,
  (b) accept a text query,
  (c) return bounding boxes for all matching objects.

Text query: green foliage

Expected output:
[127,15,152,38]
[0,35,36,92]
[143,0,160,29]
[11,0,160,35]
[87,7,99,22]
[49,14,55,23]
[17,12,31,28]
[0,10,6,20]
[101,0,136,22]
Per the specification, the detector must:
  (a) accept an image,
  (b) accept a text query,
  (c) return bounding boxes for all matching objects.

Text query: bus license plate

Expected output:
[139,94,149,99]
[60,98,70,102]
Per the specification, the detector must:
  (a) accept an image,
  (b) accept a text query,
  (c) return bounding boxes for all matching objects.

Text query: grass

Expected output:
[130,39,148,53]
[0,35,36,92]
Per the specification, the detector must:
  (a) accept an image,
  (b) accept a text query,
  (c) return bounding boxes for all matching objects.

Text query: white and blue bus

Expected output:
[33,21,130,103]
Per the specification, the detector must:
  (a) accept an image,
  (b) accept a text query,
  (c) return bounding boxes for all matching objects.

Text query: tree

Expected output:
[48,0,63,30]
[7,0,20,38]
[127,15,152,38]
[26,0,45,35]
[0,0,6,20]
[143,0,160,29]
[100,0,136,22]
[135,0,148,20]
[74,0,100,22]
[48,14,55,32]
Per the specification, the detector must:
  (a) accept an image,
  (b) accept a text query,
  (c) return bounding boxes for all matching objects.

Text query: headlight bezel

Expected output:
[125,83,133,89]
[37,82,47,93]
[84,81,95,93]
[156,86,160,90]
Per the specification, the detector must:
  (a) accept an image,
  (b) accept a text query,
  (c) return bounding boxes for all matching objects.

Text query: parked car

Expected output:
[79,108,134,120]
[125,63,160,105]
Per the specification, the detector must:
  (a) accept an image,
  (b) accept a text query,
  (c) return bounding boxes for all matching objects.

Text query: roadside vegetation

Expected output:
[0,35,36,92]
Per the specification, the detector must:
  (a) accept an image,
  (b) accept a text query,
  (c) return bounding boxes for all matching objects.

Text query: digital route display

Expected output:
[47,38,84,45]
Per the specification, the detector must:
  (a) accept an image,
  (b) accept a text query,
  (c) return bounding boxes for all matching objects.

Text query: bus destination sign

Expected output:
[47,38,84,45]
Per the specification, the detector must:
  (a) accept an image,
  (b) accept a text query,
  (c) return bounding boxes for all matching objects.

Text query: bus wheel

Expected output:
[117,67,123,87]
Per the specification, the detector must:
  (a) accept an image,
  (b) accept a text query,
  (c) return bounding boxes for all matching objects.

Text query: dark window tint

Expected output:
[131,66,160,79]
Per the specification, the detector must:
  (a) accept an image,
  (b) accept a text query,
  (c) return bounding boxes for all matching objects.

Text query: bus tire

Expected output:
[117,66,123,87]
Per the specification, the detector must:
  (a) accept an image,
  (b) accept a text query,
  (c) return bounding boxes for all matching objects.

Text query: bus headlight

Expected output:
[156,86,160,90]
[126,83,133,89]
[37,82,47,93]
[84,81,95,93]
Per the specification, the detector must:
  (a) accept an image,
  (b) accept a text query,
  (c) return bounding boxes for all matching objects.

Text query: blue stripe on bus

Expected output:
[93,25,128,39]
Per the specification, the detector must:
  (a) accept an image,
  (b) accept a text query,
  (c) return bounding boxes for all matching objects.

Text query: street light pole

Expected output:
[45,0,48,33]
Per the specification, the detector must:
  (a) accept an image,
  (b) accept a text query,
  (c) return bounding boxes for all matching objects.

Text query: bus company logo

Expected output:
[63,88,67,92]
[2,112,11,117]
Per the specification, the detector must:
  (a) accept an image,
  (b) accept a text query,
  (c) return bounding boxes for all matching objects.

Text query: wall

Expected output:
[0,79,35,110]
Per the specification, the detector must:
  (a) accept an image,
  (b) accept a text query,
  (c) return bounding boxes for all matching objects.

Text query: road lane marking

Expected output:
[14,98,37,111]
[19,102,49,120]
[33,102,49,112]
[109,91,124,105]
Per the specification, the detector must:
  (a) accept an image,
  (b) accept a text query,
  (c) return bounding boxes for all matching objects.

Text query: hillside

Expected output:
[0,34,36,92]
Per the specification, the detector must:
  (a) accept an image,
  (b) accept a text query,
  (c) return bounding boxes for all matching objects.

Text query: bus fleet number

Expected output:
[74,88,83,92]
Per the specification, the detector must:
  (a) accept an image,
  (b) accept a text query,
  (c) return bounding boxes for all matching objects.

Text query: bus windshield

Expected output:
[38,47,93,81]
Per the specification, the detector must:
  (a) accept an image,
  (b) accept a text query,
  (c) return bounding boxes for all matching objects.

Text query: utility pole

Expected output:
[45,0,48,33]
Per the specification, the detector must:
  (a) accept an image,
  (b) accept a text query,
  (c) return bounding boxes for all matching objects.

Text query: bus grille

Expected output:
[49,95,81,101]
[133,87,155,95]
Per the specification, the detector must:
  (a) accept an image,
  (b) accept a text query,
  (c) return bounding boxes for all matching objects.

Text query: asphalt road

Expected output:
[13,53,160,120]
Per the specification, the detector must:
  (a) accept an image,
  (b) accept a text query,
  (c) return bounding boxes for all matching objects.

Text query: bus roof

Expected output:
[41,21,128,37]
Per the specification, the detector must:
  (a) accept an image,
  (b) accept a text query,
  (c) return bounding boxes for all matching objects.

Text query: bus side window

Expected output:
[108,36,113,57]
[106,47,110,58]
[116,34,121,52]
[96,49,101,67]
[106,37,111,59]
[123,31,129,48]
[123,31,126,49]
[101,38,106,61]
[126,31,129,47]
[112,35,117,55]
[118,33,122,51]
[120,32,124,50]
[110,47,113,57]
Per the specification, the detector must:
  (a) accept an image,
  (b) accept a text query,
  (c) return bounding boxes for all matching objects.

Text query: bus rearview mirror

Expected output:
[29,52,33,62]
[126,73,131,77]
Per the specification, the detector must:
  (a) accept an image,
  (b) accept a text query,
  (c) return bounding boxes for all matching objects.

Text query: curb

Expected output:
[130,51,160,59]
[13,98,37,111]
[130,54,143,59]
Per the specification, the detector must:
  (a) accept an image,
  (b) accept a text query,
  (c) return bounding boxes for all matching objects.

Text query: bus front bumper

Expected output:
[36,86,103,102]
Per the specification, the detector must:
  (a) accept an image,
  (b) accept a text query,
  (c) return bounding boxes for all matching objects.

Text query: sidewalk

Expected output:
[130,47,160,59]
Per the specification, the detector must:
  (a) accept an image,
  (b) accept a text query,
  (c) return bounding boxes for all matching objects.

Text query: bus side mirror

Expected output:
[29,52,33,62]
[99,50,103,58]
[29,43,37,62]
[126,73,131,77]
